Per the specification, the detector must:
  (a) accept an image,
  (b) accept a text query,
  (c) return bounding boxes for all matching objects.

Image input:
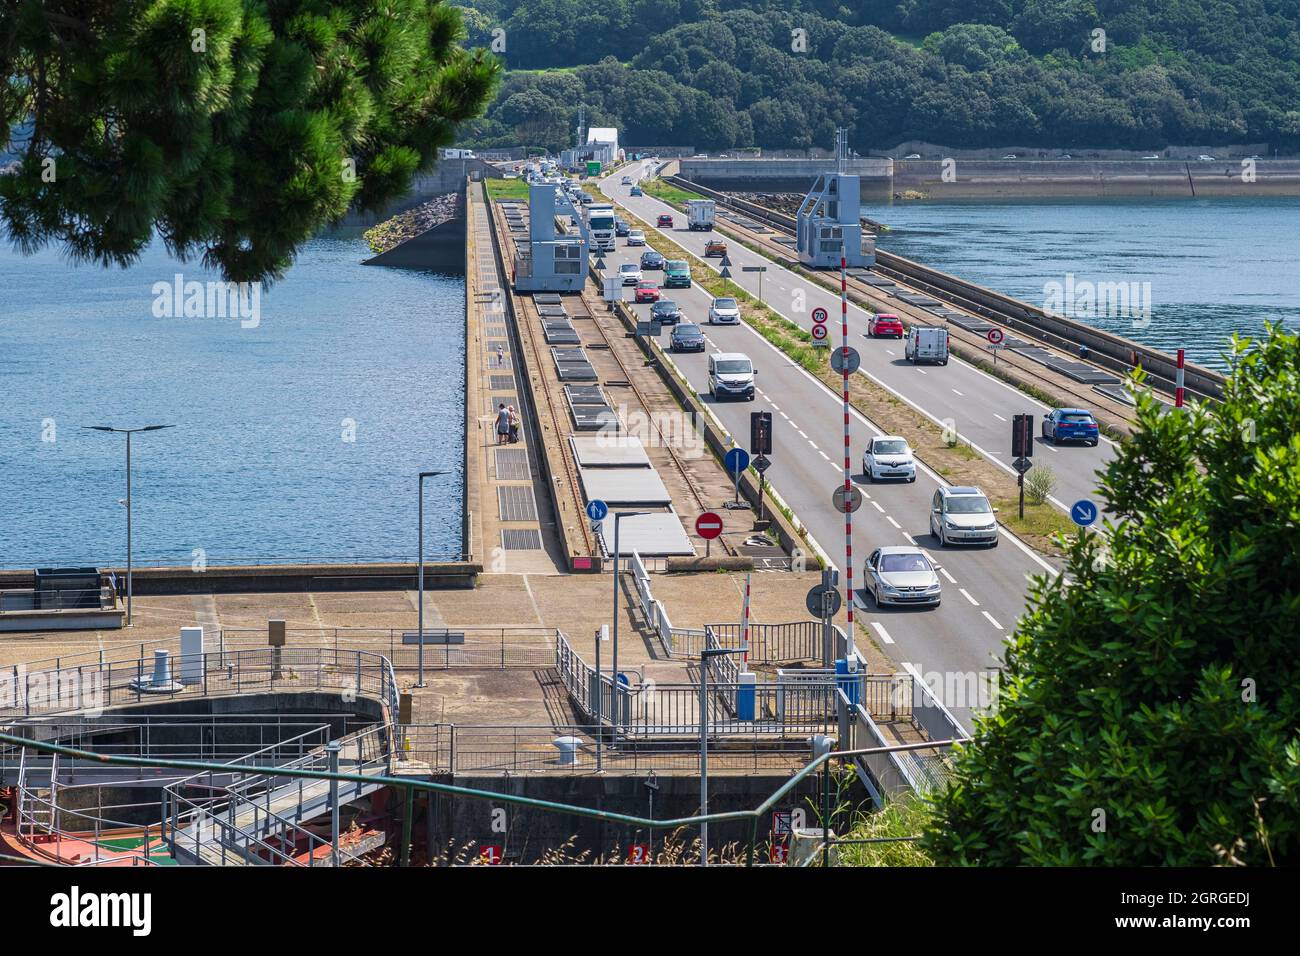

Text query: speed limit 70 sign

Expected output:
[811,306,830,348]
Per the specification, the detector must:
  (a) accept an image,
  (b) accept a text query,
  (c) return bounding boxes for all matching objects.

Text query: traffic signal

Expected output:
[1012,414,1034,458]
[750,411,773,455]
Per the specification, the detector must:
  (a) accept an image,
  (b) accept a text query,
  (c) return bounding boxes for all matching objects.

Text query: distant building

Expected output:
[587,127,619,156]
[513,182,588,293]
[795,173,875,269]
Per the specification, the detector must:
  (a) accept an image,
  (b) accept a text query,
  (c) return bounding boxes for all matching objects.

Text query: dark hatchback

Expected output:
[670,322,706,352]
[652,299,682,325]
[615,218,630,237]
[640,250,666,270]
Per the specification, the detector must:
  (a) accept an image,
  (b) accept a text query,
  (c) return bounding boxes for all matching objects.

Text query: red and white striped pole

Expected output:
[741,573,751,669]
[840,256,855,660]
[1175,348,1186,408]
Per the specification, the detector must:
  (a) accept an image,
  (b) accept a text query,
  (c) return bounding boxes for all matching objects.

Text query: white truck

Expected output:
[584,202,617,252]
[687,199,716,231]
[905,326,949,365]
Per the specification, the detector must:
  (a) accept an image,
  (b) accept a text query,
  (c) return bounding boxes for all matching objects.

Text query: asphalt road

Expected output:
[596,163,1099,728]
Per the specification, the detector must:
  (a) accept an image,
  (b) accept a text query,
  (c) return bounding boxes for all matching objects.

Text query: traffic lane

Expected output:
[642,310,1013,728]
[604,178,1117,508]
[611,250,1034,718]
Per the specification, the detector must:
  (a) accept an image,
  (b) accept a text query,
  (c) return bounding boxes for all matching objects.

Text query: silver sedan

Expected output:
[864,546,942,608]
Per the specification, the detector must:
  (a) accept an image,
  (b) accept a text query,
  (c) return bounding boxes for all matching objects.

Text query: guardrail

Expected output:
[1,646,400,726]
[0,585,117,613]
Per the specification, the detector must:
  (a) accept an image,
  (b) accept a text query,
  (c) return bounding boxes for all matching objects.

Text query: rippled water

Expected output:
[860,197,1300,370]
[0,232,465,569]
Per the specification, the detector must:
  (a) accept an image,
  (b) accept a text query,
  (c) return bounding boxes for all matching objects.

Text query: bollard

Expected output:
[552,736,583,766]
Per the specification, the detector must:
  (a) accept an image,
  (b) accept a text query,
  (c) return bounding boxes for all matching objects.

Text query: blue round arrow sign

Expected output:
[586,499,609,522]
[1070,499,1098,527]
[724,447,751,475]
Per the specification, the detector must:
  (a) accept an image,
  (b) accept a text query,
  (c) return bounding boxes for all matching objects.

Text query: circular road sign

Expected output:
[810,323,829,342]
[585,499,609,522]
[987,328,1005,346]
[1070,499,1099,527]
[832,484,864,514]
[805,584,843,619]
[830,346,861,375]
[811,307,829,323]
[724,447,751,475]
[695,512,724,540]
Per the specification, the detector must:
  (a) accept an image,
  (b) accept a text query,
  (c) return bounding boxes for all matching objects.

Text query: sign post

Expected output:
[987,327,1005,365]
[1011,414,1033,519]
[724,447,750,508]
[695,511,723,557]
[810,306,830,348]
[742,264,768,304]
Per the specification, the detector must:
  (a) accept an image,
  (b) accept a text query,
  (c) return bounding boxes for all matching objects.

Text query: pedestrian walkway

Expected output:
[466,183,567,574]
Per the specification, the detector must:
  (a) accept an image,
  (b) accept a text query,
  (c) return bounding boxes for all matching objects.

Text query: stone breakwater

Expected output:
[364,191,462,254]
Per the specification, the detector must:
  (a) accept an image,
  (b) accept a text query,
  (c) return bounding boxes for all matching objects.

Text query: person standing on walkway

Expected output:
[495,403,511,445]
[507,405,520,444]
[496,343,505,368]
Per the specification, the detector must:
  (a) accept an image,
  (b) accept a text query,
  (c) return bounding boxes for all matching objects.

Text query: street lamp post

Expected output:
[698,645,746,867]
[416,470,447,688]
[84,424,175,626]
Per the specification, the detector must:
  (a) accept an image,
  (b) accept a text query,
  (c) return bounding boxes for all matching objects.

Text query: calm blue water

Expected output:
[0,232,464,569]
[861,197,1300,370]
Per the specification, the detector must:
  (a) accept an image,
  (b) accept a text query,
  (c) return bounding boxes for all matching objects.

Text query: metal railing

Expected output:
[0,585,117,613]
[214,626,558,670]
[396,724,812,775]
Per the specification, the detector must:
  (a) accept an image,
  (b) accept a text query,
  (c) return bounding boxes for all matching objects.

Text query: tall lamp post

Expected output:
[699,645,747,867]
[84,424,175,627]
[416,470,447,688]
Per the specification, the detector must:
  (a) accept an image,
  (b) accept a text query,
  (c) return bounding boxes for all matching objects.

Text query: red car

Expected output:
[868,313,904,338]
[634,280,660,303]
[656,214,674,228]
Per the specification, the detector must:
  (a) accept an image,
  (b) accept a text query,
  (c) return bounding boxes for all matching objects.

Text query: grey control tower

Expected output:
[795,129,875,269]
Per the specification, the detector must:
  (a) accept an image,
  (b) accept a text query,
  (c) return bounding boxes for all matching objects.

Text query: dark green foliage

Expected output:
[454,0,1300,154]
[926,327,1300,865]
[1,1,501,282]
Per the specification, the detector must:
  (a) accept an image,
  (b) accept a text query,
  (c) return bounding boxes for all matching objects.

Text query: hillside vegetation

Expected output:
[456,0,1300,152]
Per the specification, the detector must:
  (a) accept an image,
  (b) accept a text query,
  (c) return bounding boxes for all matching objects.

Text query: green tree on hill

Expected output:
[1,0,500,283]
[926,327,1300,865]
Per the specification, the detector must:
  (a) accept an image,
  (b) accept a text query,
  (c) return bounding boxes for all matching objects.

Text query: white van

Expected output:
[905,326,949,365]
[707,352,756,401]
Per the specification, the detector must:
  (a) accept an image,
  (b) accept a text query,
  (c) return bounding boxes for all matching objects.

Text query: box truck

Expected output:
[687,199,716,231]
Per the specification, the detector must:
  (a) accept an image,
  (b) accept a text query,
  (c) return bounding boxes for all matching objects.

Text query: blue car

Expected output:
[1042,408,1100,446]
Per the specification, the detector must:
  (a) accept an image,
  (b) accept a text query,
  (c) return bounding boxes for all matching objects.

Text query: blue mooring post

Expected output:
[737,672,756,721]
[835,658,862,707]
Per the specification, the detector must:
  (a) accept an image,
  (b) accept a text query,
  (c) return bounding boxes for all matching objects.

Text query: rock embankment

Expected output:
[363,192,461,254]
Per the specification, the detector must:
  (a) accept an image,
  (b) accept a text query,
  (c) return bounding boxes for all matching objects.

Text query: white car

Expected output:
[863,436,916,483]
[903,153,921,160]
[1198,154,1217,161]
[708,296,740,325]
[621,175,633,185]
[619,263,642,285]
[864,546,942,607]
[1001,153,1018,159]
[626,230,646,246]
[930,486,999,547]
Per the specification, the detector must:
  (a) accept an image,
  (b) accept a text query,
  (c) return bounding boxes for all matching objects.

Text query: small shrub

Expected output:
[1024,464,1057,505]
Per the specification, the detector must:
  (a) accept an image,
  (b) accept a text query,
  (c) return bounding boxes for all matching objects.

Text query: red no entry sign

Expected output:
[696,512,724,539]
[987,328,1005,345]
[810,323,829,341]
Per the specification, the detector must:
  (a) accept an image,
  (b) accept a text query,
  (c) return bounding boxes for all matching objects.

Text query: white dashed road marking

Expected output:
[982,611,1003,630]
[871,621,895,645]
[960,588,980,606]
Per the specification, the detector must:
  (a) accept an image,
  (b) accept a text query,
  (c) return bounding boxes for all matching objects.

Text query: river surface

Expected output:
[861,196,1300,370]
[0,231,464,569]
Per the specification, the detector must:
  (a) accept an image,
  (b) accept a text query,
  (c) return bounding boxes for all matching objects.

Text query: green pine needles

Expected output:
[1,1,501,282]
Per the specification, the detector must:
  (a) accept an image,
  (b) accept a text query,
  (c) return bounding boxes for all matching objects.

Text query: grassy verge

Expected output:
[607,194,1068,557]
[642,179,707,205]
[485,177,531,201]
[835,796,935,867]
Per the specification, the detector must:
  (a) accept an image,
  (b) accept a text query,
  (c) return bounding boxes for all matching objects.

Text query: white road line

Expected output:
[798,430,808,439]
[886,516,900,529]
[871,621,895,645]
[871,501,885,513]
[993,413,1007,422]
[819,450,830,461]
[885,349,896,356]
[960,588,980,607]
[952,388,964,396]
[916,369,927,375]
[982,611,1004,630]
[938,566,956,584]
[770,403,780,412]
[779,411,790,420]
[902,532,916,544]
[808,440,819,450]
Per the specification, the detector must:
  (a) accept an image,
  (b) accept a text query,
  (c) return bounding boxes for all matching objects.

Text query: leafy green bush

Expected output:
[926,327,1300,865]
[1024,464,1057,505]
